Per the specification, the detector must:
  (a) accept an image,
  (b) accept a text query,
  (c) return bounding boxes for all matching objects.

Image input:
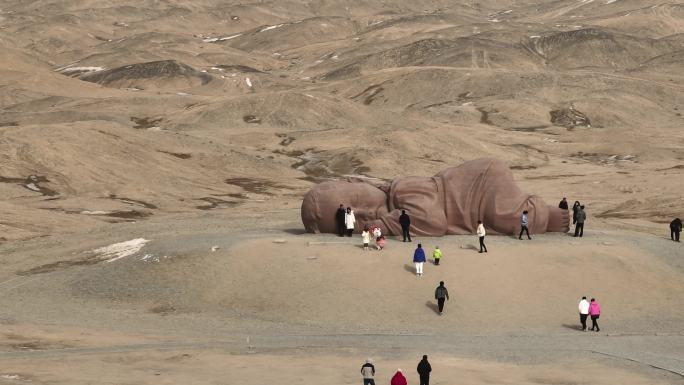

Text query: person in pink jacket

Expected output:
[589,298,601,332]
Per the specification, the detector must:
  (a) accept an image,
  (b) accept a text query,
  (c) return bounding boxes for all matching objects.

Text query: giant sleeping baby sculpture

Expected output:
[301,158,569,236]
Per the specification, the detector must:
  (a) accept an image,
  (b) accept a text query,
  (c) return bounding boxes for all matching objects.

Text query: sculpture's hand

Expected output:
[546,205,570,232]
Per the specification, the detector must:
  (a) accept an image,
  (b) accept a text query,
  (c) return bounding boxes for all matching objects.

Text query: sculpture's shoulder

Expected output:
[436,158,508,179]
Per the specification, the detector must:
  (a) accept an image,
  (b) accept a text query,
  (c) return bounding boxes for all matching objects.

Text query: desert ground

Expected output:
[1,0,683,384]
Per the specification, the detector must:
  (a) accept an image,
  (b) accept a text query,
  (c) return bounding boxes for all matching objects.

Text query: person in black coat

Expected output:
[671,218,682,242]
[559,197,568,210]
[416,355,432,385]
[335,204,346,237]
[399,210,411,242]
[572,201,581,225]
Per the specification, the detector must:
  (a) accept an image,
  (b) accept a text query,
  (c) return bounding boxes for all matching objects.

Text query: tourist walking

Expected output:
[413,244,426,276]
[345,207,356,237]
[574,205,586,237]
[362,227,371,251]
[336,204,346,237]
[519,210,531,240]
[391,369,407,385]
[434,281,449,315]
[361,358,376,385]
[671,218,682,242]
[589,298,601,332]
[572,201,581,225]
[578,296,590,331]
[400,210,412,242]
[477,220,487,253]
[432,246,442,265]
[416,355,432,385]
[559,197,569,210]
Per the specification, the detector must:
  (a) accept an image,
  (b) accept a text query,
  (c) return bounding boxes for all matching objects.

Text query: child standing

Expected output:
[433,246,442,265]
[361,227,370,251]
[376,235,386,250]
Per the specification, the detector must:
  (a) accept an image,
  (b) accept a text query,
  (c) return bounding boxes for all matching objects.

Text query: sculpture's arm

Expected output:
[439,158,569,235]
[363,177,447,236]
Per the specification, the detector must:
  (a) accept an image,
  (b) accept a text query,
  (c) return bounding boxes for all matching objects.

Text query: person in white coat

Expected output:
[477,220,488,253]
[345,207,356,237]
[361,227,371,251]
[578,296,590,331]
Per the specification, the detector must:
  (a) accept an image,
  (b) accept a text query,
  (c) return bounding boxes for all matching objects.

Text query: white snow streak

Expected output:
[260,24,285,32]
[58,66,105,74]
[202,33,242,42]
[91,238,149,263]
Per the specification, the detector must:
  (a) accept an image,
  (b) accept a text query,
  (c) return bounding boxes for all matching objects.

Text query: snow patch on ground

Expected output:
[202,34,242,42]
[1,375,21,380]
[141,254,170,263]
[58,66,105,74]
[260,24,285,32]
[91,238,149,263]
[245,77,252,87]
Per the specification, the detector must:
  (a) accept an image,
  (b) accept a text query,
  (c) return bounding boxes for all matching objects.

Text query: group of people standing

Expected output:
[361,355,433,385]
[517,197,586,241]
[559,198,587,237]
[362,225,386,251]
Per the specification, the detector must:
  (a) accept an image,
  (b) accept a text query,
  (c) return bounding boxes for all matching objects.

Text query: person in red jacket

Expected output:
[390,369,407,385]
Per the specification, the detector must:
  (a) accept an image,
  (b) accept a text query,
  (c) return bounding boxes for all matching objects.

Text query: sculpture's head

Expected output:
[301,179,389,233]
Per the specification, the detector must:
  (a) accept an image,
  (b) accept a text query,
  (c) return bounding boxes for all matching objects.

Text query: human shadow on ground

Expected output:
[462,244,479,252]
[561,323,582,331]
[425,301,440,314]
[282,228,307,235]
[404,264,416,275]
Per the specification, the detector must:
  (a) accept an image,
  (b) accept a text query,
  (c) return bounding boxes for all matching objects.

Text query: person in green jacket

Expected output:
[432,246,442,265]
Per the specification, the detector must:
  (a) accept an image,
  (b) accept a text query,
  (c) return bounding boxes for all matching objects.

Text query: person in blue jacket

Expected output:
[413,243,426,277]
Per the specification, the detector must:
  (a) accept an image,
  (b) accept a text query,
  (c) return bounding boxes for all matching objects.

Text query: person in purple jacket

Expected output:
[413,243,426,277]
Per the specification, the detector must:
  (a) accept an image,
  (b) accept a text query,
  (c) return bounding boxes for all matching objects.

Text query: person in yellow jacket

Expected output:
[477,220,488,253]
[432,246,443,265]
